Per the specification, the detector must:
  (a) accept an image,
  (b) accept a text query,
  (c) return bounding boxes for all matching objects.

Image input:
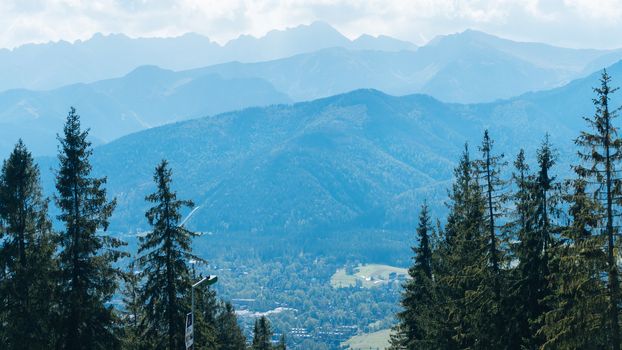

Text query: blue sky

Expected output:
[2,0,622,49]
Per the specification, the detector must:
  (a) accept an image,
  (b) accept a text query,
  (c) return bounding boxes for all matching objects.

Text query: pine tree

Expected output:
[437,144,486,349]
[472,130,507,348]
[138,159,199,350]
[0,140,57,349]
[539,179,609,349]
[476,130,505,296]
[506,144,555,350]
[215,302,247,350]
[193,285,219,350]
[55,107,124,349]
[390,203,436,349]
[535,135,557,269]
[529,136,557,347]
[506,149,536,348]
[276,334,286,350]
[573,69,622,349]
[252,316,273,350]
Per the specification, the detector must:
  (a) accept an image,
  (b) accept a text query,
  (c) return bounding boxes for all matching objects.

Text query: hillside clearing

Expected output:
[342,328,391,349]
[330,263,408,288]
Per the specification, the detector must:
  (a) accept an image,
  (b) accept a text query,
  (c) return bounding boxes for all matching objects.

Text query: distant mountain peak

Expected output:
[125,64,172,76]
[227,20,348,46]
[352,33,417,51]
[428,28,502,46]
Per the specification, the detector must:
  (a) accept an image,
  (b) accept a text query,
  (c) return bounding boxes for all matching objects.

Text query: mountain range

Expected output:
[35,60,622,245]
[3,28,622,157]
[0,21,415,92]
[191,30,618,103]
[0,66,290,156]
[1,24,619,99]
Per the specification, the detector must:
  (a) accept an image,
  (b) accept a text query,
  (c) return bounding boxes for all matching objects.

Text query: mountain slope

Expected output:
[0,22,416,92]
[429,29,612,71]
[0,66,290,156]
[3,29,622,159]
[34,61,622,237]
[189,32,622,103]
[70,91,469,233]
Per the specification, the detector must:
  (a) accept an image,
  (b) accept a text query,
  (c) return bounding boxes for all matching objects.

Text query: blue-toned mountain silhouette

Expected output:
[35,60,622,240]
[0,21,415,92]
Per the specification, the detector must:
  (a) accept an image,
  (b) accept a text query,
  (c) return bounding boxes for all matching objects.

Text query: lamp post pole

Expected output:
[187,275,218,350]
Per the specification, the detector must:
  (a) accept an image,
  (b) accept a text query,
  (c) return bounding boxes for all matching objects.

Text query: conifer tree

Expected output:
[506,149,536,348]
[573,69,622,349]
[540,179,609,349]
[193,285,219,350]
[528,136,557,347]
[252,316,273,350]
[216,302,247,350]
[276,334,286,350]
[138,159,199,350]
[476,130,505,299]
[506,146,554,349]
[535,135,557,267]
[390,203,436,349]
[437,144,486,349]
[55,107,123,350]
[0,140,57,349]
[472,130,507,348]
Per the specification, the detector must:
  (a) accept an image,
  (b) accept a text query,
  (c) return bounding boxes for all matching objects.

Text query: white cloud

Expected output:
[0,0,621,49]
[564,0,622,22]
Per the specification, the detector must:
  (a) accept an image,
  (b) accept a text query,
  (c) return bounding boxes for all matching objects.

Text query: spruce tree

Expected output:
[216,302,247,350]
[476,130,505,299]
[529,136,557,347]
[437,144,486,349]
[535,135,557,267]
[540,179,609,349]
[0,140,57,349]
[390,203,436,349]
[573,69,622,349]
[276,334,286,350]
[473,130,507,348]
[55,107,123,349]
[193,285,219,350]
[506,149,536,348]
[138,159,199,350]
[507,145,555,350]
[252,316,273,350]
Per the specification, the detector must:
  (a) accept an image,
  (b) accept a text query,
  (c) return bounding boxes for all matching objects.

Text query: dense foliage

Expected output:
[0,109,246,350]
[391,70,622,350]
[2,70,622,350]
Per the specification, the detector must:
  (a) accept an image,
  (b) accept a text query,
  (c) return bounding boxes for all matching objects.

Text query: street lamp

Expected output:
[186,275,218,350]
[192,275,218,322]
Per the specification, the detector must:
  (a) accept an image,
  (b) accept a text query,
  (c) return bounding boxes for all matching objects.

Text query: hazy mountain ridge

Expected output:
[1,23,618,99]
[33,60,622,239]
[0,21,416,92]
[3,27,622,159]
[217,29,622,103]
[0,66,291,156]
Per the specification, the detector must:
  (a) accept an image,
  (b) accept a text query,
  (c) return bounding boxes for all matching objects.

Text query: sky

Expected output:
[1,0,622,50]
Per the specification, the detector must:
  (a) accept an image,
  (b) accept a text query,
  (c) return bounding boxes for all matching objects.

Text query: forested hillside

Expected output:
[32,60,621,240]
[391,70,622,350]
[3,22,622,349]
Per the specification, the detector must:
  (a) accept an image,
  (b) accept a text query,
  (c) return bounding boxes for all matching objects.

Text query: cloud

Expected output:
[564,0,622,22]
[0,0,621,49]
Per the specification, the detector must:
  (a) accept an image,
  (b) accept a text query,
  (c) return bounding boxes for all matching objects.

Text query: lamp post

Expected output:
[192,275,218,323]
[187,275,218,350]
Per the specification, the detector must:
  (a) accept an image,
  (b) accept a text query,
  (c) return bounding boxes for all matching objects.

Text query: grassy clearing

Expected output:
[330,263,408,288]
[341,328,391,349]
